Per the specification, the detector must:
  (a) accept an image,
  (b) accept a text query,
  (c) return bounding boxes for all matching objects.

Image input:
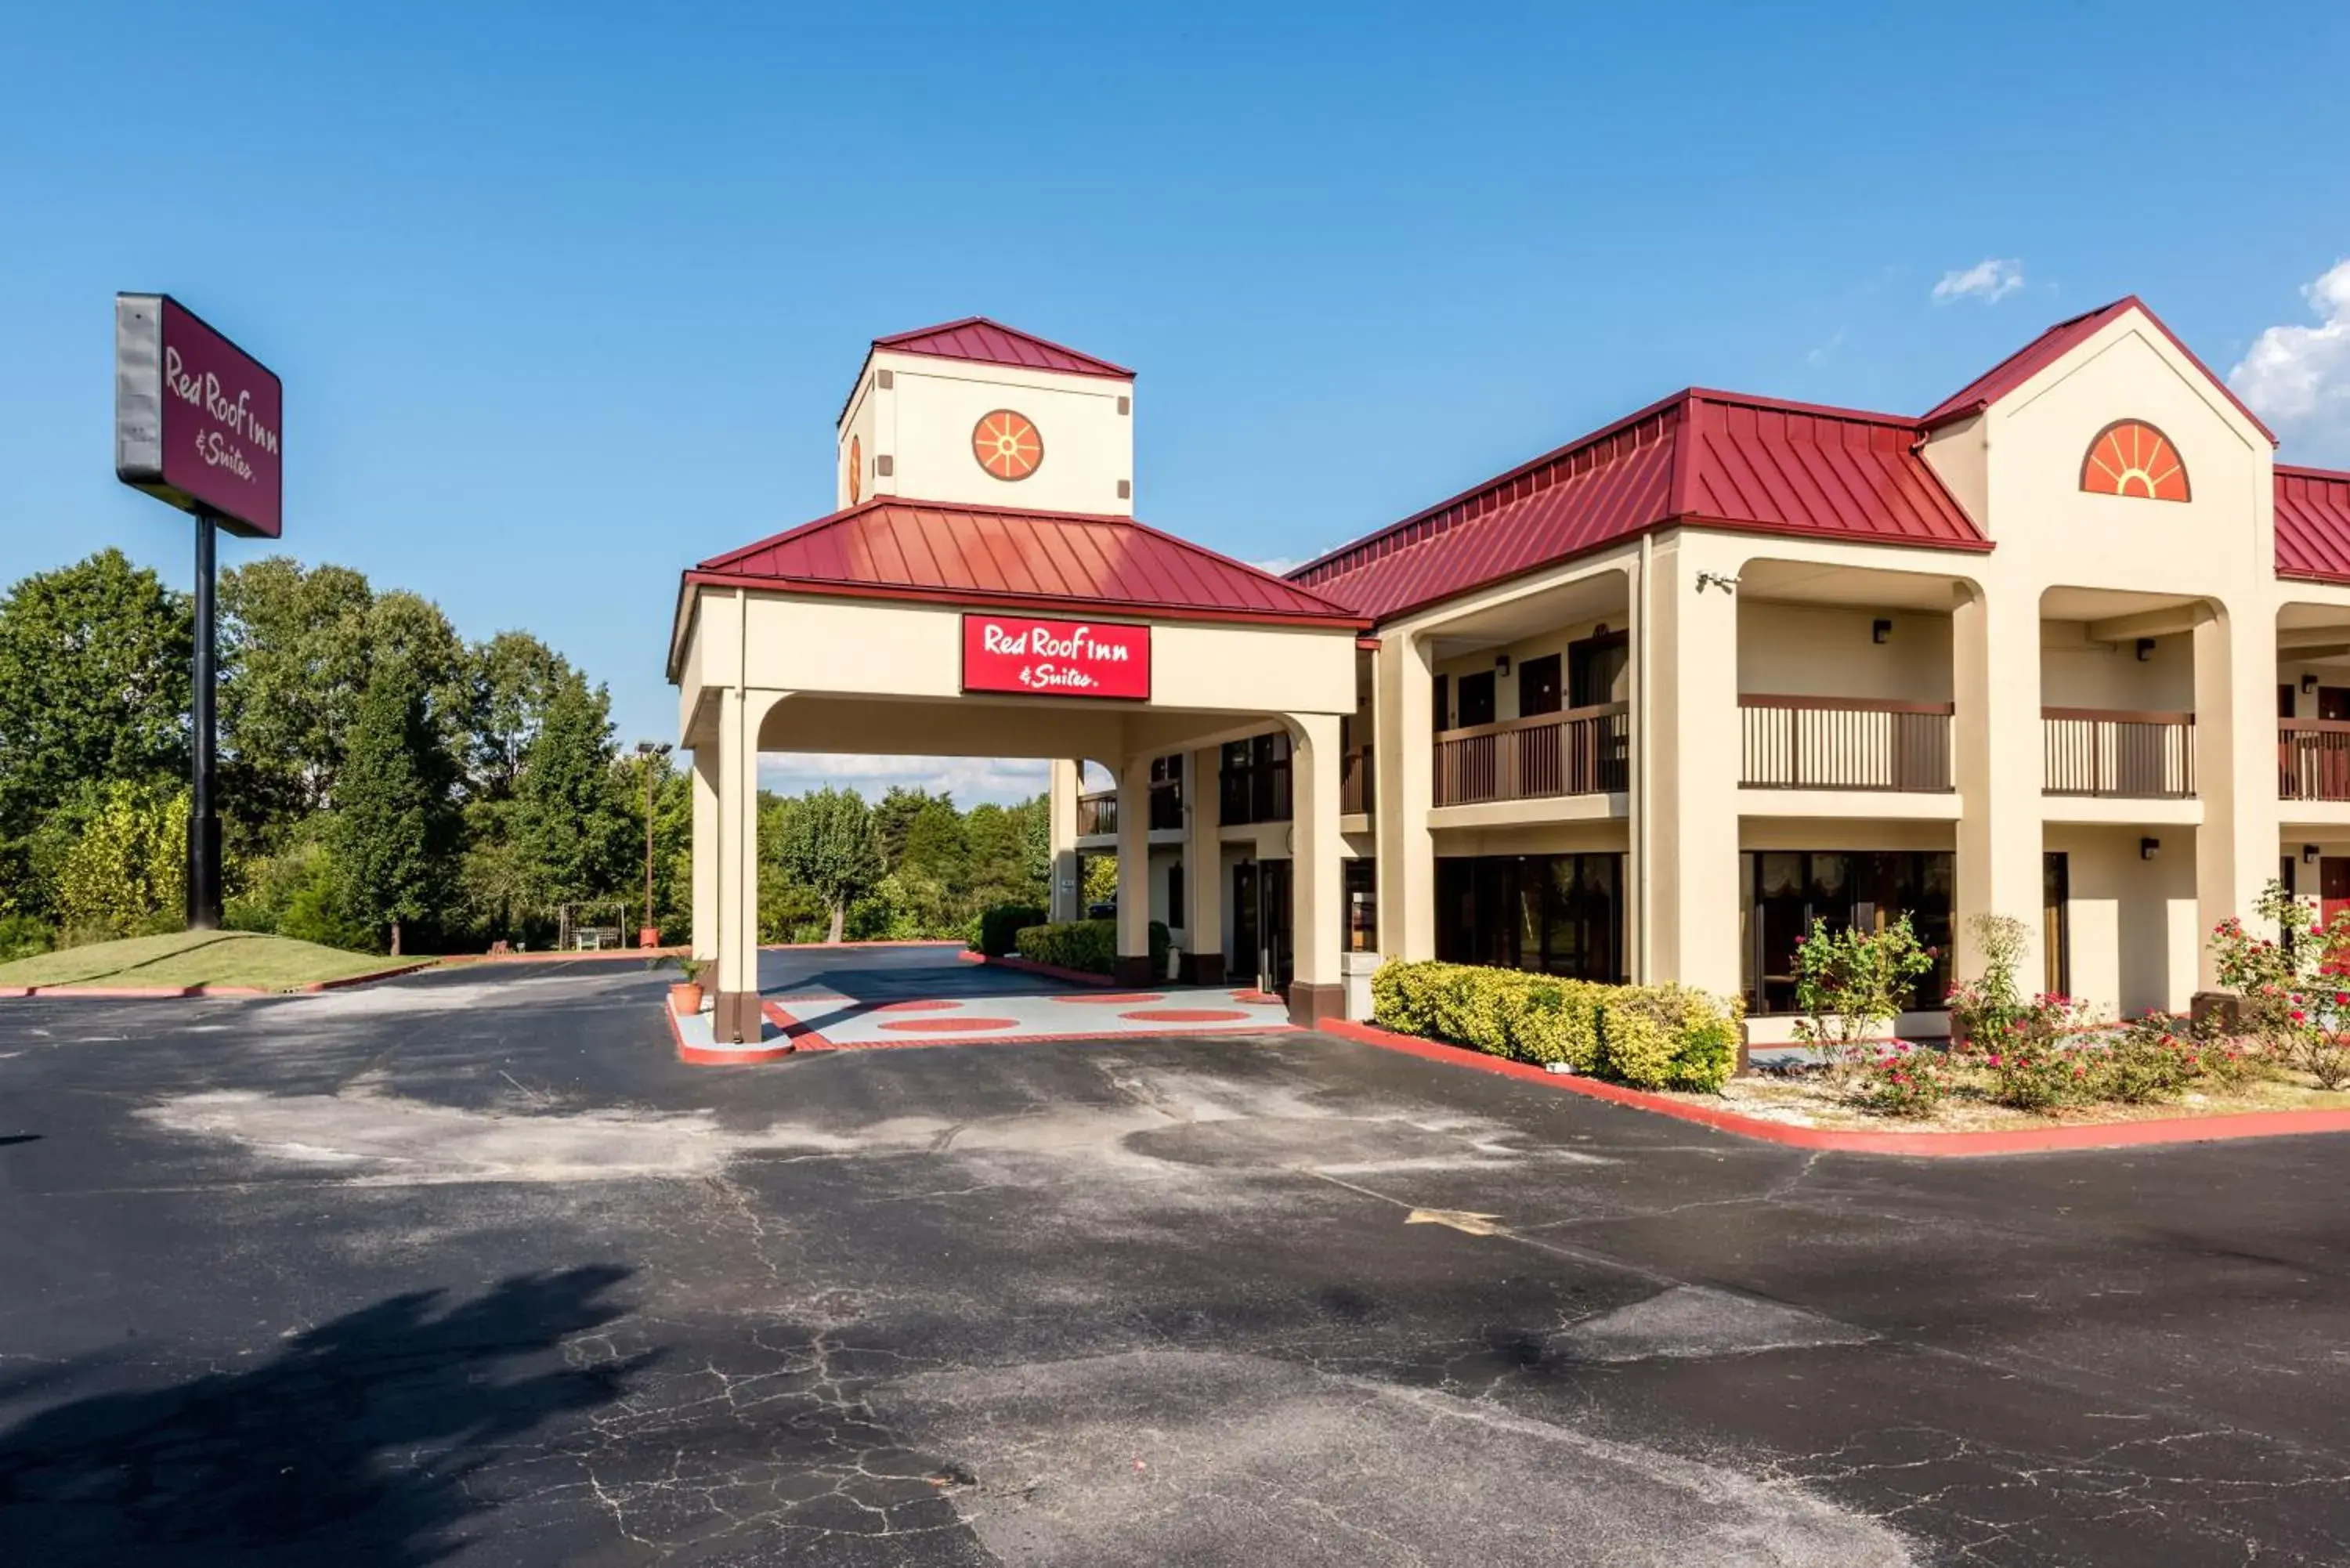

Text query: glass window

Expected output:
[1745,850,1955,1015]
[1344,859,1378,952]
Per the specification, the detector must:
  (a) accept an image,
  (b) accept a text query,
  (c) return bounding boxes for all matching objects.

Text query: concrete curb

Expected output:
[1316,1017,2350,1158]
[663,997,795,1065]
[0,959,439,999]
[957,951,1119,988]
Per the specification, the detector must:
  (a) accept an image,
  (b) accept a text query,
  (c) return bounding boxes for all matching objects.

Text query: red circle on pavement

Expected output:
[1120,1008,1253,1024]
[877,999,961,1012]
[878,1017,1020,1033]
[1231,991,1284,1006]
[1052,992,1164,1003]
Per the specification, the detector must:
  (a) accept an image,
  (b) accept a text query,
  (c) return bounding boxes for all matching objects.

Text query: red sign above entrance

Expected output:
[114,294,284,539]
[962,614,1151,700]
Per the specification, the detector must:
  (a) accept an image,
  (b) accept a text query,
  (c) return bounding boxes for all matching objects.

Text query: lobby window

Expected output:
[1219,732,1292,825]
[1741,851,1953,1016]
[1434,854,1623,983]
[1167,862,1186,931]
[1148,753,1184,831]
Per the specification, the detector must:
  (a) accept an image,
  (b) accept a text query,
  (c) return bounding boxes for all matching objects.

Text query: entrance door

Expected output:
[1231,863,1259,985]
[1518,654,1562,717]
[1456,670,1496,728]
[1260,860,1294,992]
[2323,858,2350,939]
[2042,852,2070,1001]
[2323,690,2350,802]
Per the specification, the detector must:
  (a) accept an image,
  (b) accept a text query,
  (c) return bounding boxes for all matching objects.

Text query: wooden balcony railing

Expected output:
[1076,792,1115,836]
[2280,720,2350,802]
[1737,695,1954,792]
[2043,708,2194,798]
[1340,748,1375,815]
[1432,703,1628,807]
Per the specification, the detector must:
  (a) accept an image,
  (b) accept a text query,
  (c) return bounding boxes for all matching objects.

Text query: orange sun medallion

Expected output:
[972,410,1043,480]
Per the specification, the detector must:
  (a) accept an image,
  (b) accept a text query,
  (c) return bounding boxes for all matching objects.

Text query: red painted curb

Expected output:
[298,961,439,992]
[438,946,687,966]
[2,960,439,999]
[765,939,966,950]
[960,952,1119,988]
[1317,1018,2350,1157]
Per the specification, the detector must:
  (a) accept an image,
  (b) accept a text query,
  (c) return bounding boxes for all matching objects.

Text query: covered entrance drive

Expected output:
[668,497,1367,1044]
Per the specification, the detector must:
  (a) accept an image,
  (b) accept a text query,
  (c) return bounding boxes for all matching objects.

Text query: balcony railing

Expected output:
[1076,792,1115,836]
[1738,695,1954,792]
[2280,720,2350,802]
[1433,703,1628,807]
[2043,708,2194,798]
[1340,748,1374,815]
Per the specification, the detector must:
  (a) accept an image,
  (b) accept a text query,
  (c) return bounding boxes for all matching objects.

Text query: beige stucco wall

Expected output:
[1737,603,1952,703]
[851,351,1133,517]
[2048,825,2200,1015]
[2038,623,2193,710]
[1431,612,1628,724]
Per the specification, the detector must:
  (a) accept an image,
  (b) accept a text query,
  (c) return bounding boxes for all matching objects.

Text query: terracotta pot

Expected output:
[670,981,705,1015]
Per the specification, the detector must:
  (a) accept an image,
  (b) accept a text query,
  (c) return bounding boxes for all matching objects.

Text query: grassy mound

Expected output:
[0,930,418,992]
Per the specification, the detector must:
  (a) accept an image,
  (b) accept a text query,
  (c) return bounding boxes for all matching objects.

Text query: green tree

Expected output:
[778,787,884,943]
[465,630,577,798]
[899,794,969,888]
[871,786,942,873]
[1083,852,1118,909]
[0,550,191,844]
[53,779,188,939]
[219,556,374,820]
[513,676,629,910]
[331,657,457,954]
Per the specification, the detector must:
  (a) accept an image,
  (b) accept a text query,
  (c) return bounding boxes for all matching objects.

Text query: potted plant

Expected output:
[670,957,707,1016]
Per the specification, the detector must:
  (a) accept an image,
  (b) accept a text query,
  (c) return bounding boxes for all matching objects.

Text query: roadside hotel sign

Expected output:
[961,614,1151,699]
[114,292,285,930]
[114,294,284,537]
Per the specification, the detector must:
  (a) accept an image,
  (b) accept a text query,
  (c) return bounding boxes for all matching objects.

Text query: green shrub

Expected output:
[1371,960,1738,1092]
[0,912,54,961]
[1010,917,1170,976]
[972,902,1047,957]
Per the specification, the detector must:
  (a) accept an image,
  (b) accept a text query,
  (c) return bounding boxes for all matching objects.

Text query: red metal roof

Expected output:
[2276,465,2350,583]
[1289,391,1986,622]
[691,497,1364,627]
[871,317,1133,381]
[1922,295,2278,444]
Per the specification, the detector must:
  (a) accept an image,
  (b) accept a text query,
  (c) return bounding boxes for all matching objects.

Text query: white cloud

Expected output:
[1805,327,1848,367]
[1248,556,1304,576]
[2229,259,2350,458]
[758,753,1048,806]
[1931,258,2025,305]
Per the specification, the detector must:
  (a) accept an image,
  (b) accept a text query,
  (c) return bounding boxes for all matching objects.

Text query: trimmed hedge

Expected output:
[1010,917,1171,977]
[970,903,1047,958]
[1370,959,1743,1093]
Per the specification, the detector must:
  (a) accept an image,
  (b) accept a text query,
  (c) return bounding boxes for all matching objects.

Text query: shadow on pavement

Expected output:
[0,1264,650,1566]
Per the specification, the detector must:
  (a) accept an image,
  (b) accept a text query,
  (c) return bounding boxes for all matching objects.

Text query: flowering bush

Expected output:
[1944,914,2030,1048]
[1793,915,1934,1082]
[1856,1042,1950,1118]
[2090,1014,2207,1104]
[2211,881,2350,1090]
[1963,993,2100,1110]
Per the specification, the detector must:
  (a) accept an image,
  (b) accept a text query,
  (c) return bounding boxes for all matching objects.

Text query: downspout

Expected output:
[1636,533,1653,982]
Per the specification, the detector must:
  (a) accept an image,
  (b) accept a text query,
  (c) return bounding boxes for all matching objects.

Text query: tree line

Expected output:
[0,548,1048,957]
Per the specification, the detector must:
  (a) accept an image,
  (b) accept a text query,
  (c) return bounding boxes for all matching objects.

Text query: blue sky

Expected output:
[5,2,2347,803]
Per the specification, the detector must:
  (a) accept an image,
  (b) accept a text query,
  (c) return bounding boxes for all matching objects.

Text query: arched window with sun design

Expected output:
[2080,420,2190,503]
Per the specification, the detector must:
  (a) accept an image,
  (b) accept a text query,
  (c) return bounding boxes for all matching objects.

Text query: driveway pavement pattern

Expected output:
[1,948,2346,1564]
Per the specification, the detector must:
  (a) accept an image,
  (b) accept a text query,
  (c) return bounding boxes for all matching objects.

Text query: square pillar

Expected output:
[1952,585,2045,986]
[689,744,719,963]
[1372,633,1435,962]
[1639,538,1742,995]
[1182,745,1225,985]
[2196,604,2275,994]
[711,688,780,1044]
[1290,712,1346,1024]
[1114,755,1155,983]
[1047,758,1082,922]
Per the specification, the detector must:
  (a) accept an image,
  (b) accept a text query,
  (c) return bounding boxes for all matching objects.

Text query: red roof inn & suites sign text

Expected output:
[961,614,1150,699]
[114,294,284,538]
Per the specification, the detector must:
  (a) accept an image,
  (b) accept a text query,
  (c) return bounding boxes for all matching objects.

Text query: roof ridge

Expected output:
[871,315,1135,379]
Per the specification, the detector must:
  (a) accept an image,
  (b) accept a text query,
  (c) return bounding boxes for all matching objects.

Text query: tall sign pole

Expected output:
[114,295,284,930]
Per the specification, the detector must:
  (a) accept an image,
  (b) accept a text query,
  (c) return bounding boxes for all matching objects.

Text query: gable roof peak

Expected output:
[869,316,1134,381]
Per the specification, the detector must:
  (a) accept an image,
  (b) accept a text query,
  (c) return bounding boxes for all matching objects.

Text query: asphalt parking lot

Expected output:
[2,947,2348,1565]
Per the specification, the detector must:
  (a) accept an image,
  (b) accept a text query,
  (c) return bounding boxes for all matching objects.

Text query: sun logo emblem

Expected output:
[2081,420,2189,503]
[972,410,1043,481]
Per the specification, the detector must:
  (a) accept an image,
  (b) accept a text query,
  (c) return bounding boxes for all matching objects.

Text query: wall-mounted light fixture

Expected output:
[1872,618,1893,645]
[2305,674,2321,695]
[1495,654,1511,675]
[2135,638,2156,662]
[2140,836,2160,861]
[2305,844,2323,865]
[1696,572,1739,595]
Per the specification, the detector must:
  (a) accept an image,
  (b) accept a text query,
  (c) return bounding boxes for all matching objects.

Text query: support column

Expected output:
[689,744,719,963]
[1113,754,1154,983]
[1047,758,1082,922]
[712,688,781,1044]
[1182,745,1224,984]
[1951,583,2045,989]
[1640,537,1742,995]
[1289,713,1346,1024]
[1372,633,1436,961]
[2196,603,2273,999]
